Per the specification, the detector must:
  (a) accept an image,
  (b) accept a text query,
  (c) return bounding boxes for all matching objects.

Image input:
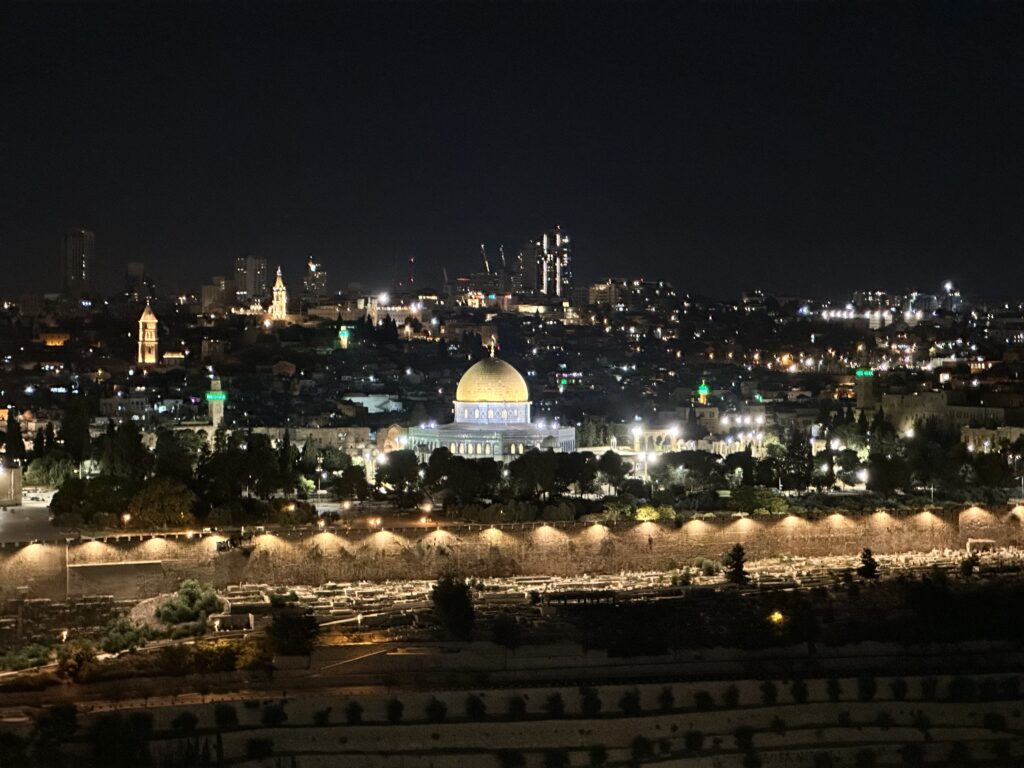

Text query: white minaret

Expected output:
[270,266,288,321]
[206,376,226,428]
[137,301,158,364]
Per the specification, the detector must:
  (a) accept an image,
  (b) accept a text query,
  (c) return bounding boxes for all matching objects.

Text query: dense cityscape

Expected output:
[3,2,1024,767]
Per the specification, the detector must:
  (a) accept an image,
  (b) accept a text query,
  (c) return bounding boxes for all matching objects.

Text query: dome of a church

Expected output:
[455,356,530,403]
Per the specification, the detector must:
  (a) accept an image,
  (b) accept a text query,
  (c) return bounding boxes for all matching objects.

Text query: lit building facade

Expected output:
[270,267,288,320]
[406,355,575,461]
[137,301,158,364]
[303,257,328,298]
[516,226,572,298]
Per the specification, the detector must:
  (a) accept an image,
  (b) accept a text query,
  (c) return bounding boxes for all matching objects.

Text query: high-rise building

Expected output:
[125,262,155,302]
[303,256,328,298]
[201,275,231,312]
[137,301,158,364]
[515,227,572,298]
[234,255,268,303]
[61,228,95,299]
[270,266,288,320]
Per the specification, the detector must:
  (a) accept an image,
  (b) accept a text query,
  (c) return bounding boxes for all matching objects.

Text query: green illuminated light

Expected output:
[206,391,227,402]
[855,369,874,377]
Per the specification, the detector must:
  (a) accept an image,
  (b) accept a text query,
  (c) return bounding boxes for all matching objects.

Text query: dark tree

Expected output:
[597,450,631,491]
[542,692,565,718]
[721,685,740,708]
[959,553,980,578]
[790,679,808,704]
[213,704,238,729]
[497,751,525,768]
[32,427,46,457]
[683,730,704,752]
[491,611,521,649]
[266,611,319,656]
[260,703,287,727]
[332,464,369,500]
[857,676,877,701]
[465,694,486,721]
[506,695,527,720]
[579,686,602,718]
[618,689,642,716]
[245,738,273,760]
[631,736,654,763]
[425,696,447,723]
[826,678,842,702]
[694,690,714,710]
[889,678,908,701]
[542,749,569,768]
[386,697,404,724]
[657,685,674,712]
[856,548,879,579]
[723,543,749,585]
[5,411,25,461]
[171,711,199,735]
[733,725,755,751]
[345,700,363,724]
[781,428,812,490]
[431,575,475,640]
[377,449,420,497]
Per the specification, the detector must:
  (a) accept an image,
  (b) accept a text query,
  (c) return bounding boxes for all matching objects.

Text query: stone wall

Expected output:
[2,506,1022,601]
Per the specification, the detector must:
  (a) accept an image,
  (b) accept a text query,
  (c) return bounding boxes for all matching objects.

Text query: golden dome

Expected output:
[455,357,530,403]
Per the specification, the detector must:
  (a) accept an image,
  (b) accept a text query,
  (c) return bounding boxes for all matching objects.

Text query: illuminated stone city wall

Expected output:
[1,506,1022,601]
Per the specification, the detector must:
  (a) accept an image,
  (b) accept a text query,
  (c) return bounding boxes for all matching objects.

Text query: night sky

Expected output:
[2,1,1024,298]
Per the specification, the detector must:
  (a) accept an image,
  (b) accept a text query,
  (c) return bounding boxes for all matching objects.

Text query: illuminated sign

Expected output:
[205,391,227,402]
[855,369,874,377]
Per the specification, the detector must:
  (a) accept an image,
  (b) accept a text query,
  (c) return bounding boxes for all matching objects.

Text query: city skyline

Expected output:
[3,1,1024,297]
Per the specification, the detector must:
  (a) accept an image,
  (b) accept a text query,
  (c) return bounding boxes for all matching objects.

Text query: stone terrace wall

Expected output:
[2,507,1022,601]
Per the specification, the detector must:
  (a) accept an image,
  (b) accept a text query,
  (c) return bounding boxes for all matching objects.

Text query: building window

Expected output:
[485,444,492,455]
